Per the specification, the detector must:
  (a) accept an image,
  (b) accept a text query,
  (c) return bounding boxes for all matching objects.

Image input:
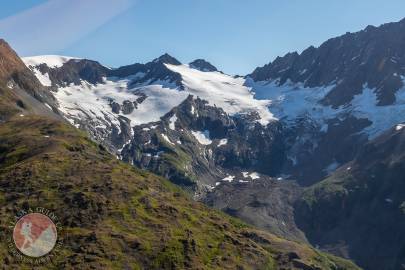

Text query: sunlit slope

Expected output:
[0,113,359,269]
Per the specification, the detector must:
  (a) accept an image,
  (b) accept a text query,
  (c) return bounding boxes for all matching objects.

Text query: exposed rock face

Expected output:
[0,39,61,121]
[110,101,121,114]
[206,124,405,270]
[280,115,371,186]
[153,53,182,65]
[120,96,284,196]
[21,54,189,153]
[74,113,133,153]
[204,178,306,243]
[295,125,405,270]
[245,18,405,185]
[189,59,218,72]
[109,53,183,87]
[0,39,27,81]
[38,59,109,86]
[27,53,183,89]
[249,18,405,107]
[109,100,140,115]
[122,100,135,114]
[0,40,54,104]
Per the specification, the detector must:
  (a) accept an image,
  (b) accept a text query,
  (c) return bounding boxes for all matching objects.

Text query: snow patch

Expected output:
[44,103,53,111]
[161,134,175,145]
[299,69,307,75]
[191,130,212,145]
[118,139,132,153]
[22,55,79,68]
[222,175,235,182]
[320,123,329,133]
[168,114,177,130]
[239,180,249,183]
[396,124,405,131]
[7,81,14,89]
[350,86,405,138]
[248,77,405,139]
[217,138,228,147]
[351,55,360,61]
[154,151,164,158]
[249,172,260,180]
[242,172,260,180]
[32,68,52,86]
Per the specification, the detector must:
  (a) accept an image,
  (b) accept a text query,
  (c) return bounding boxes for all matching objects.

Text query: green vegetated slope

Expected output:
[0,114,360,270]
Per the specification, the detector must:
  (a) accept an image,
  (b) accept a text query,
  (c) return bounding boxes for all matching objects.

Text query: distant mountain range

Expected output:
[4,17,405,270]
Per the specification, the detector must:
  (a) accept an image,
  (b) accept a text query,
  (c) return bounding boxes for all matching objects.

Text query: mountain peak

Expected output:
[249,18,405,107]
[189,59,218,72]
[152,53,181,65]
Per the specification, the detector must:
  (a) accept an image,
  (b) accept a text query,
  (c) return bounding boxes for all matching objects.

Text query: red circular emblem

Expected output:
[13,213,58,257]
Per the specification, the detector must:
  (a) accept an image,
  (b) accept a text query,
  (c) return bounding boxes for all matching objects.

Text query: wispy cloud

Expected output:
[0,0,136,56]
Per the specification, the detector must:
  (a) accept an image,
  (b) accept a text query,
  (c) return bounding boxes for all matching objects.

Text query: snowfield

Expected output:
[22,56,276,130]
[22,55,405,141]
[247,77,405,139]
[53,78,189,128]
[166,64,275,125]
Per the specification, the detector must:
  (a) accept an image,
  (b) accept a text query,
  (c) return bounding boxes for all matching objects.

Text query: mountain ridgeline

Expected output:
[13,17,405,270]
[249,18,405,107]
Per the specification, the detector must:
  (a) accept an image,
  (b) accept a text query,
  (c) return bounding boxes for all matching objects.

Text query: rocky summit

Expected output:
[189,59,218,72]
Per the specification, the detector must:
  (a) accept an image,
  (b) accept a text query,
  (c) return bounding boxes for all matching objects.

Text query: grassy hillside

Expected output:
[0,113,360,269]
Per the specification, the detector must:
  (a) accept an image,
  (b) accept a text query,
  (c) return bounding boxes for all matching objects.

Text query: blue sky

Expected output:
[1,0,405,75]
